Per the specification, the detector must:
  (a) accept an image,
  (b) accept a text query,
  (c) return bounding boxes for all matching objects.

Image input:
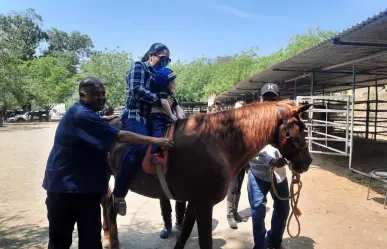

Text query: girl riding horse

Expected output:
[112,43,172,216]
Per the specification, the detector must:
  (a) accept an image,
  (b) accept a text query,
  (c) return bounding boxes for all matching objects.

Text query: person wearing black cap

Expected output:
[42,77,174,249]
[247,83,290,249]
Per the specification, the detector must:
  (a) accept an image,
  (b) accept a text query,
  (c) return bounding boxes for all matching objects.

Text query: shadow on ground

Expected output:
[104,218,255,249]
[0,215,48,249]
[237,206,270,223]
[0,125,49,132]
[283,236,316,249]
[311,137,387,203]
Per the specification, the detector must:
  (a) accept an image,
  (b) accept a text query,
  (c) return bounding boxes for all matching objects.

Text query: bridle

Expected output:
[272,105,307,238]
[276,106,306,161]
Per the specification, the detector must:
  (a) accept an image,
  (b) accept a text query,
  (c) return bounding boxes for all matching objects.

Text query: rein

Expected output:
[269,167,302,238]
[271,106,303,238]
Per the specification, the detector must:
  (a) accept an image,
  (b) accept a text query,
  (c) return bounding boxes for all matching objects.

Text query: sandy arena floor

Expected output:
[0,123,386,249]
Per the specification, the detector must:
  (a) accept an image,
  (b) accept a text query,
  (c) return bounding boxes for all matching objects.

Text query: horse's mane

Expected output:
[184,100,295,154]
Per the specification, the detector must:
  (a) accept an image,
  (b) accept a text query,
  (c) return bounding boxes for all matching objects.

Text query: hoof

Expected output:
[227,215,238,229]
[175,224,182,238]
[104,230,110,240]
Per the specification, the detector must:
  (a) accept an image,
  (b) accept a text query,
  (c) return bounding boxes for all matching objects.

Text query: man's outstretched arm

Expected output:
[116,130,174,147]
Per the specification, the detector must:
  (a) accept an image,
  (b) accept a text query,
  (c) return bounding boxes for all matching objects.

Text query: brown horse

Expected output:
[101,100,313,249]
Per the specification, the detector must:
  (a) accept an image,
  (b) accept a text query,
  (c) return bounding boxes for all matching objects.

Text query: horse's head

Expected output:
[274,103,313,174]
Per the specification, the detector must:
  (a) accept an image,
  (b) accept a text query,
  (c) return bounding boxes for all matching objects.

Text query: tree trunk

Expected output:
[0,108,5,127]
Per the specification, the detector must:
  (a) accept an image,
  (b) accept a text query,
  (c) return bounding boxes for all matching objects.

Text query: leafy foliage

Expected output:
[0,8,47,60]
[79,49,133,108]
[0,8,337,114]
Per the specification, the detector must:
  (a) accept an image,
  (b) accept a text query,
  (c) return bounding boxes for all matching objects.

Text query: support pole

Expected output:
[311,72,315,96]
[366,86,370,140]
[349,63,356,172]
[308,73,315,151]
[293,80,297,100]
[374,77,378,141]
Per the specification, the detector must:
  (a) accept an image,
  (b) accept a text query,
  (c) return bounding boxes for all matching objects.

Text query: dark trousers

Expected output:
[247,171,290,249]
[113,116,149,197]
[226,166,246,215]
[159,198,186,227]
[45,192,103,249]
[148,113,172,154]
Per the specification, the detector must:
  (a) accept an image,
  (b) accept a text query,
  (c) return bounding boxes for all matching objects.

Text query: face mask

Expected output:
[152,61,167,72]
[152,60,167,72]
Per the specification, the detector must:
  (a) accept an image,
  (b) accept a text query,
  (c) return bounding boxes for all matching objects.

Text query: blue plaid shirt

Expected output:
[124,61,159,124]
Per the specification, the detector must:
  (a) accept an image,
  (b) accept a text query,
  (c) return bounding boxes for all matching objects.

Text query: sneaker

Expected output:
[159,226,172,239]
[112,195,127,216]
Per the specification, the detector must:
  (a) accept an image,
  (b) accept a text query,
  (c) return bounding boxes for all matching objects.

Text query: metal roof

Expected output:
[217,9,387,101]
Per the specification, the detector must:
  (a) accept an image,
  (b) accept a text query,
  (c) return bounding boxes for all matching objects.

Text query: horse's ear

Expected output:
[293,104,313,113]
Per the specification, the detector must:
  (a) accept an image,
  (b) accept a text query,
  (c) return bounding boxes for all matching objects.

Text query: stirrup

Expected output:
[151,153,165,165]
[112,195,127,216]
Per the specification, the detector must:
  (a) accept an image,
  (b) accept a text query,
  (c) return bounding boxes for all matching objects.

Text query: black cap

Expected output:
[78,77,105,90]
[260,83,280,96]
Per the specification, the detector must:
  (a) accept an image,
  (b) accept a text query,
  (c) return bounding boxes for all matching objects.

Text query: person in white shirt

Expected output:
[247,83,290,249]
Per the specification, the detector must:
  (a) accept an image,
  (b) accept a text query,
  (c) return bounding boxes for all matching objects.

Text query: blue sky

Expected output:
[1,0,386,62]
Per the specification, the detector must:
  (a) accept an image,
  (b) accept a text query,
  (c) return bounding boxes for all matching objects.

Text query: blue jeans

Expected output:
[113,115,149,197]
[147,113,172,154]
[247,170,290,249]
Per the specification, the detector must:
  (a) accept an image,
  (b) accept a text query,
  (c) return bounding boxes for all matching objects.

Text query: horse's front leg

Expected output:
[174,201,195,249]
[194,201,214,249]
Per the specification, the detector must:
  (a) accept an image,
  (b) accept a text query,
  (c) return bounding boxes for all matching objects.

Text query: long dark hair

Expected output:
[141,43,170,62]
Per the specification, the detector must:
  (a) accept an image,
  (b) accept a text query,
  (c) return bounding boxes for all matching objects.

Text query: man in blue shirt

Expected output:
[42,77,173,249]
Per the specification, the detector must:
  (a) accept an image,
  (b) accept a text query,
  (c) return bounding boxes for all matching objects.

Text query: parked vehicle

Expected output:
[7,112,31,123]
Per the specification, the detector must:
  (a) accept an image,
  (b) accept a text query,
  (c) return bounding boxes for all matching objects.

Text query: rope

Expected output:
[269,166,302,238]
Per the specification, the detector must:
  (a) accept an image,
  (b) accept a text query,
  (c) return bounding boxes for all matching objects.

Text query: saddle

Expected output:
[141,124,175,175]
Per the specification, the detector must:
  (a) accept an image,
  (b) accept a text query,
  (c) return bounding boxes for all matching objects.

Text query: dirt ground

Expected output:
[0,123,386,249]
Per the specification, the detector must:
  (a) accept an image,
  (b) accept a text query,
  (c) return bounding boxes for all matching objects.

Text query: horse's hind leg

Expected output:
[174,201,195,249]
[194,202,213,249]
[101,176,112,240]
[106,188,120,249]
[101,194,109,239]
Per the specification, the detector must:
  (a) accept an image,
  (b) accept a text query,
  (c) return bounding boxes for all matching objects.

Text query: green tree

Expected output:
[170,28,337,102]
[45,28,94,58]
[79,49,133,109]
[0,8,47,60]
[21,55,75,110]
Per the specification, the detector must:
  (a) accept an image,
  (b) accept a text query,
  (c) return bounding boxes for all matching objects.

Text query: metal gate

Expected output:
[296,96,353,161]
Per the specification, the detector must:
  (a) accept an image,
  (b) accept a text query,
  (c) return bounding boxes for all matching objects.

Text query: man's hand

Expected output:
[170,115,178,122]
[153,137,174,148]
[102,115,118,120]
[167,96,174,107]
[269,158,287,168]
